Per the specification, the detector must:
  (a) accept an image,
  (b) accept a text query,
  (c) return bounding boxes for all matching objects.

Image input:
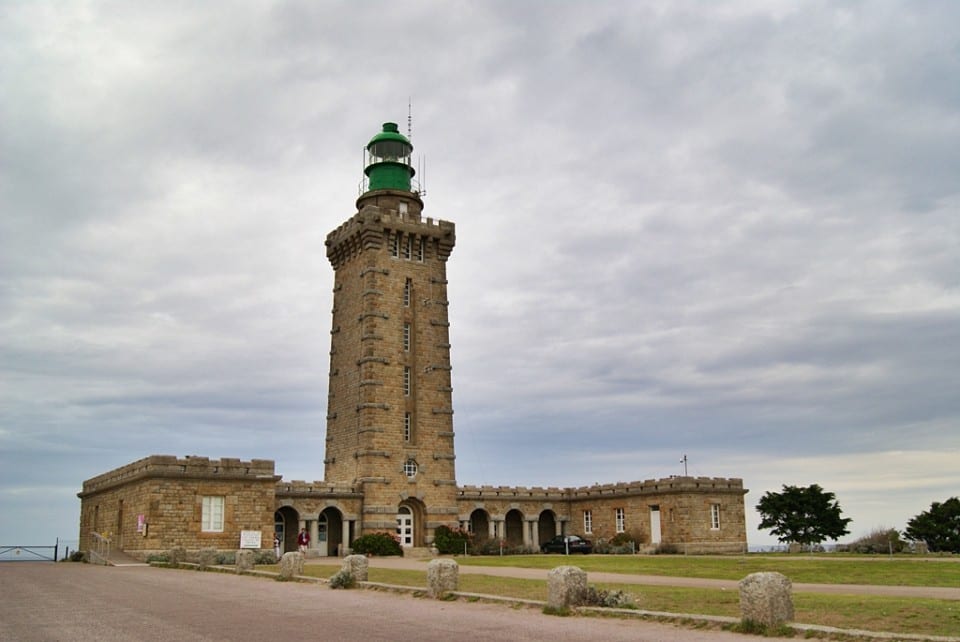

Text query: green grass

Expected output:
[456,554,960,587]
[249,560,960,637]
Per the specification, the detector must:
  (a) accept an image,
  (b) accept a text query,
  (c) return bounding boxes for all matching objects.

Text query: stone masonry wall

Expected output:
[78,456,278,557]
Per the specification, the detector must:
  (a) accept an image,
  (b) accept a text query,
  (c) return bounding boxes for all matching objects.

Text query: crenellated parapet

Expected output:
[457,476,745,501]
[326,204,456,269]
[78,455,278,497]
[275,479,363,498]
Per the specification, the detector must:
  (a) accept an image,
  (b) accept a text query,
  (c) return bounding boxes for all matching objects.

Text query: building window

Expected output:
[403,235,411,259]
[403,459,418,479]
[711,504,721,530]
[202,496,224,532]
[404,412,411,442]
[403,323,410,351]
[390,232,399,257]
[403,366,411,396]
[615,507,625,533]
[583,510,593,534]
[414,236,424,261]
[403,279,411,307]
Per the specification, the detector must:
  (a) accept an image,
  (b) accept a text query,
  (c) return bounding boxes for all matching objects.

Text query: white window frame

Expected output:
[417,237,426,262]
[403,235,411,259]
[202,496,224,532]
[403,323,410,351]
[583,510,592,534]
[403,279,411,307]
[404,412,411,442]
[403,459,418,479]
[615,507,625,533]
[710,503,721,530]
[403,366,411,396]
[390,232,399,258]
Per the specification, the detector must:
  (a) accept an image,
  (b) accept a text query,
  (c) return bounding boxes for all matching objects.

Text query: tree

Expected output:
[756,484,852,546]
[905,497,960,553]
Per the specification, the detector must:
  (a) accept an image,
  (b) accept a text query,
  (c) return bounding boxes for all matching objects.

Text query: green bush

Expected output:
[68,550,86,562]
[434,525,473,555]
[328,569,356,589]
[350,532,403,556]
[846,527,907,554]
[254,550,278,564]
[582,586,637,608]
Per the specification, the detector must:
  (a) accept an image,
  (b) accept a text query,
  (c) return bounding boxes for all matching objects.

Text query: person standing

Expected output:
[297,528,309,554]
[273,533,281,560]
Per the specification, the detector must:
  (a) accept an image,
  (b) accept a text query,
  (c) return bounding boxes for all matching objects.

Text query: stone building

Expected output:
[78,123,748,559]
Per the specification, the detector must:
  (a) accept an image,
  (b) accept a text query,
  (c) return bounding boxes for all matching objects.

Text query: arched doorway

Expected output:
[470,509,490,542]
[538,510,557,546]
[275,506,299,556]
[397,498,427,548]
[504,509,524,547]
[318,507,343,557]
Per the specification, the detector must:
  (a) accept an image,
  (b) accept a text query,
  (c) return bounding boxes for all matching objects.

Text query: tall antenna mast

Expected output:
[407,97,413,140]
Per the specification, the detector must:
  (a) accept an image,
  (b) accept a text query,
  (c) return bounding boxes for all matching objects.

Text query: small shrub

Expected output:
[215,551,236,565]
[582,585,637,608]
[350,532,403,556]
[846,527,907,554]
[434,525,473,555]
[328,569,356,589]
[254,550,277,565]
[654,543,679,555]
[146,553,169,563]
[542,605,571,616]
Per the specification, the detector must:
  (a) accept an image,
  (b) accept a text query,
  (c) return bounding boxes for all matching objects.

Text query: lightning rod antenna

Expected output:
[407,98,412,140]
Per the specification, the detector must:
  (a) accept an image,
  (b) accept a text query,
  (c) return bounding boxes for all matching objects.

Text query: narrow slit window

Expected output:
[403,366,411,396]
[403,323,410,351]
[404,413,411,442]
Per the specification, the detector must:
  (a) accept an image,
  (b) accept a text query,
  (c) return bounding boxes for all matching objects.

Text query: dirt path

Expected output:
[307,556,960,600]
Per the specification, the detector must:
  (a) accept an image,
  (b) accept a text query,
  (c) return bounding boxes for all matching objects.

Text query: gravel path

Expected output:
[2,563,781,642]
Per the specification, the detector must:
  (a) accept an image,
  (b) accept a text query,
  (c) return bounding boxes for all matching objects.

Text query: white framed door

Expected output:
[396,506,413,548]
[650,506,662,544]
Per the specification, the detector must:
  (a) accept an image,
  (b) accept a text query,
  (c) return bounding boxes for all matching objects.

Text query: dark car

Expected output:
[540,534,593,554]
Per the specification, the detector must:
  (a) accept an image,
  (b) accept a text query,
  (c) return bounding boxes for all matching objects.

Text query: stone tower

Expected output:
[324,123,457,547]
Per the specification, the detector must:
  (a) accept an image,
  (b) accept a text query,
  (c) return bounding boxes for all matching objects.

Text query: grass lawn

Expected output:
[456,554,960,587]
[255,563,960,637]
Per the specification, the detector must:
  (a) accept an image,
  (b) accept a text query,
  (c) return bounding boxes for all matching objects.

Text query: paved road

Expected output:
[309,556,960,601]
[1,563,793,642]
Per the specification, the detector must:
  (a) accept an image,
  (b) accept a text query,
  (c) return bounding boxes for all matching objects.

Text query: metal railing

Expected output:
[88,532,111,565]
[0,539,59,562]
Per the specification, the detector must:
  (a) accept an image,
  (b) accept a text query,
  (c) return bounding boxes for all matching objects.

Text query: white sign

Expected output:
[239,530,262,549]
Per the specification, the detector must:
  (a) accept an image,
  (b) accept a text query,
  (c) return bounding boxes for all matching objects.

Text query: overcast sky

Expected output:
[2,1,958,549]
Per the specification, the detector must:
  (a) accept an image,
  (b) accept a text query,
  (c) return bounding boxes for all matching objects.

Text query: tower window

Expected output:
[403,458,418,479]
[615,507,625,533]
[413,236,423,261]
[403,366,411,396]
[404,413,411,442]
[390,233,399,258]
[583,510,593,534]
[403,235,411,260]
[403,323,410,351]
[403,279,411,307]
[711,504,721,530]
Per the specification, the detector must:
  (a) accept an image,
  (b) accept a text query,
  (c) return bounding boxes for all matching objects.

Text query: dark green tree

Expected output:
[756,484,852,546]
[904,497,960,553]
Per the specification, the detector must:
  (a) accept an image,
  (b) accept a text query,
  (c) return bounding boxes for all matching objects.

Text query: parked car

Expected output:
[540,534,593,554]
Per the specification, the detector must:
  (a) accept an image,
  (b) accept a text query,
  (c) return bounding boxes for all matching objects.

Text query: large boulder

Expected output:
[236,549,255,572]
[739,572,794,628]
[426,558,459,598]
[547,565,587,609]
[341,554,369,582]
[279,552,304,580]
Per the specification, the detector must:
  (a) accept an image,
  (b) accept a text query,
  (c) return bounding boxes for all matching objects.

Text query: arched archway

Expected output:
[538,510,557,547]
[470,508,490,542]
[504,509,524,547]
[275,506,299,556]
[318,507,344,557]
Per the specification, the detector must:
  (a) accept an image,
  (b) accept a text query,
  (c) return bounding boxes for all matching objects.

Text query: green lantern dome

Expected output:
[363,122,416,193]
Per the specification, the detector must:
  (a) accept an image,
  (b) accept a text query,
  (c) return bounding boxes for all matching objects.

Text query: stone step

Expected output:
[401,546,436,559]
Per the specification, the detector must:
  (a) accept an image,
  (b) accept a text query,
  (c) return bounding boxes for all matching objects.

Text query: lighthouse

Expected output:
[324,122,457,549]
